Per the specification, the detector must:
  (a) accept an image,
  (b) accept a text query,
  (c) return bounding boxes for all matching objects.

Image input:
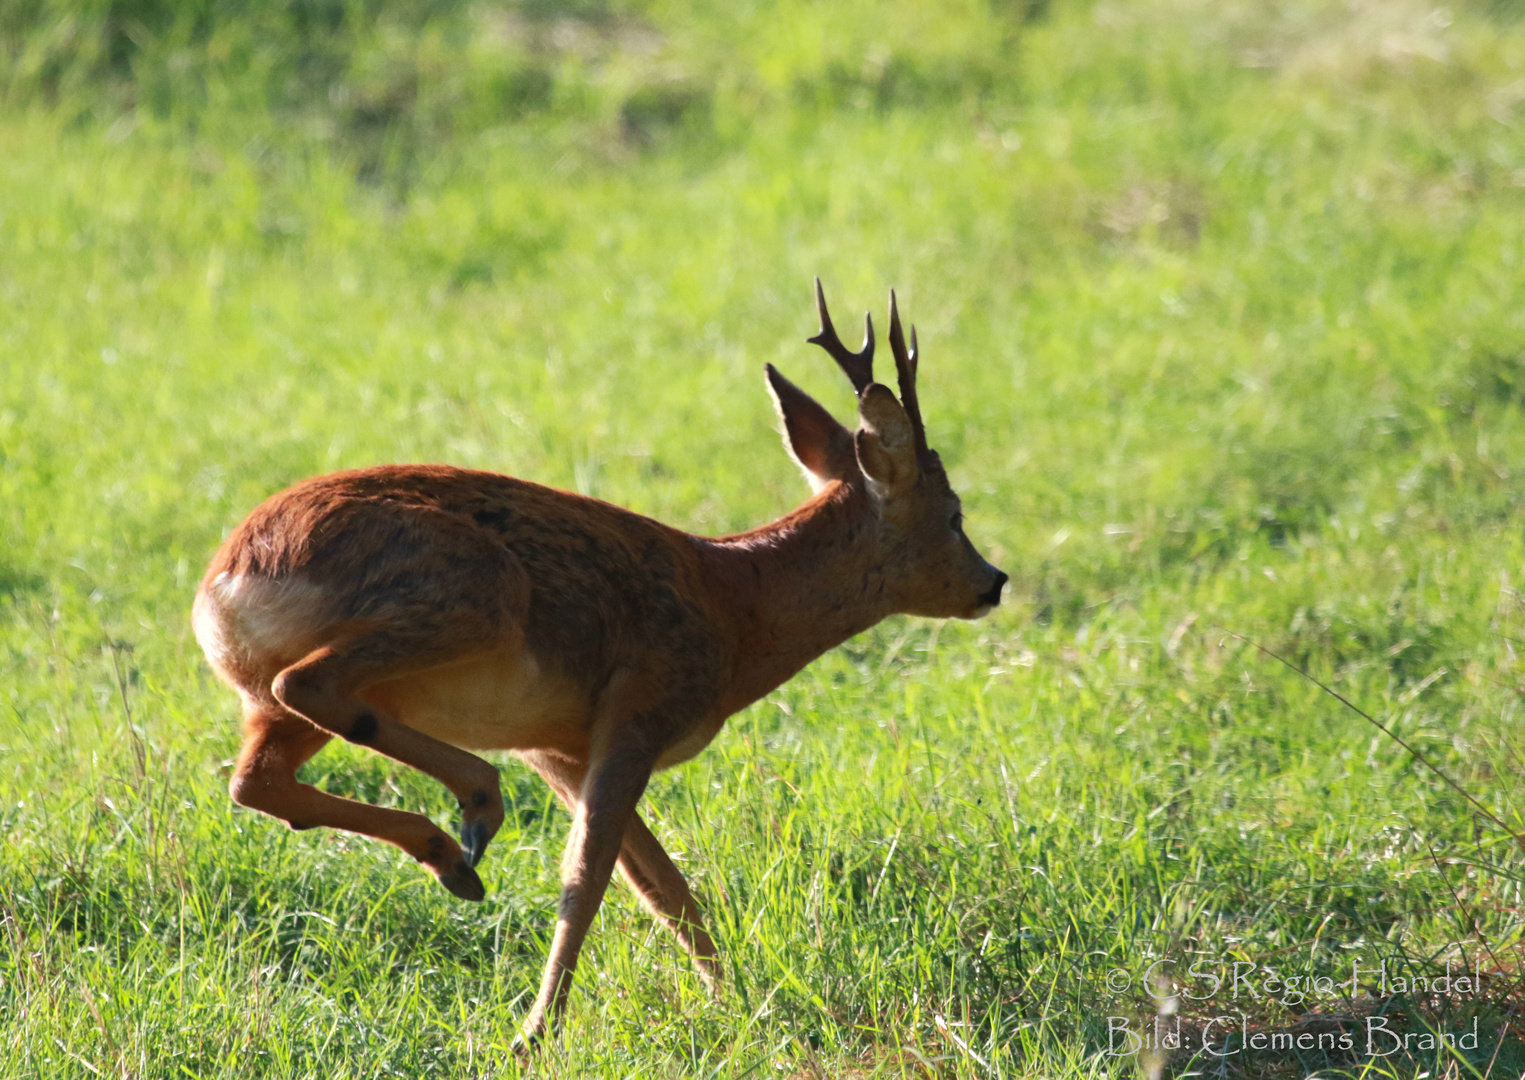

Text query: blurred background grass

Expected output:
[3,0,1525,1076]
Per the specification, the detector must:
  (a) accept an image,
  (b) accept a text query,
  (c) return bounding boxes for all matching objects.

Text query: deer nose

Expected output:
[978,570,1008,608]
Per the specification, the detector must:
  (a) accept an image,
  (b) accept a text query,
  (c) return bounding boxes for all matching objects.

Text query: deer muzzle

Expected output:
[977,570,1008,610]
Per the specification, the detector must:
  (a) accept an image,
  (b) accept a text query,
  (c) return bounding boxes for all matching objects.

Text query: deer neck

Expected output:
[703,480,891,712]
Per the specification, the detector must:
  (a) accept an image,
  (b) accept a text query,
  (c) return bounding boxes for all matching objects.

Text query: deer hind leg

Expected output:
[267,636,506,900]
[523,749,720,990]
[230,706,488,898]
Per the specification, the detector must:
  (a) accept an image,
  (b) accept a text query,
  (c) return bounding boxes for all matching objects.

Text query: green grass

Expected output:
[3,0,1525,1075]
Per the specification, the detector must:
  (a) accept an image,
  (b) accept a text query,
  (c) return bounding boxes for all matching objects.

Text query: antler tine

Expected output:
[887,289,928,454]
[806,276,874,394]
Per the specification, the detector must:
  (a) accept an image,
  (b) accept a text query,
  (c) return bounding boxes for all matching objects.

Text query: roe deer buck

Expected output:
[193,279,1006,1047]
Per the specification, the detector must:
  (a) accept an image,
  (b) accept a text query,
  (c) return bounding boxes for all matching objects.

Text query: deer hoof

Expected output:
[510,1031,541,1059]
[460,818,489,867]
[437,859,486,902]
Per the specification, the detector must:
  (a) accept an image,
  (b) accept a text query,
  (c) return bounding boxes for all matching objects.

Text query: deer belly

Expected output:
[359,646,591,754]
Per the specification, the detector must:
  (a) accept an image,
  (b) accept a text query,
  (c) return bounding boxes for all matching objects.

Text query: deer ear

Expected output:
[765,364,856,491]
[854,383,918,494]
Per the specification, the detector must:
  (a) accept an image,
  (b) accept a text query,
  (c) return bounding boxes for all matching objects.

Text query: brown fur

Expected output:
[192,286,1006,1050]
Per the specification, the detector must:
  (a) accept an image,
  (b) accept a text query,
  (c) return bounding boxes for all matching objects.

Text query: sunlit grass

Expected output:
[2,0,1525,1076]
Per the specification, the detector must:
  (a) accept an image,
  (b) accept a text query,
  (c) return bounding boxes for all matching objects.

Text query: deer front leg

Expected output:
[515,743,656,1051]
[522,750,721,991]
[619,814,721,992]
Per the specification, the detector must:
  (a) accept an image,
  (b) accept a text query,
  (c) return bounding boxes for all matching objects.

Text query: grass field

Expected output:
[4,0,1525,1075]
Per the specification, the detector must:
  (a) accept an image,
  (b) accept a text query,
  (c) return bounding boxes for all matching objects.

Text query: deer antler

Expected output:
[806,277,874,394]
[887,289,927,455]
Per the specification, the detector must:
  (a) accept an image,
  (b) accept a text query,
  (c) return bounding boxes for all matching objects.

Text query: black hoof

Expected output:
[460,818,489,868]
[510,1031,540,1059]
[438,859,485,902]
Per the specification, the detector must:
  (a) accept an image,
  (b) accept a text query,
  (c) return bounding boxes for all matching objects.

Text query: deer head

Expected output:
[765,279,1007,619]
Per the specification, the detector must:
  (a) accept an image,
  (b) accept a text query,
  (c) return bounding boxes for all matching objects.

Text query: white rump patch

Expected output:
[194,573,333,676]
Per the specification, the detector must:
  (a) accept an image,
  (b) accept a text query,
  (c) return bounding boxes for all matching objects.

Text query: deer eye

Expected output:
[950,511,964,531]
